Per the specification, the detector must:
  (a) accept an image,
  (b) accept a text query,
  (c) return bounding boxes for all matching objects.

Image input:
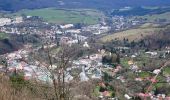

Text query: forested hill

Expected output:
[1,0,170,11]
[111,7,170,16]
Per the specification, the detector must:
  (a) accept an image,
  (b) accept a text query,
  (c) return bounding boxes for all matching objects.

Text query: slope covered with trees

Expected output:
[0,0,170,11]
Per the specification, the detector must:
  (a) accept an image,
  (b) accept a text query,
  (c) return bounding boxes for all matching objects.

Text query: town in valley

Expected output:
[0,1,170,100]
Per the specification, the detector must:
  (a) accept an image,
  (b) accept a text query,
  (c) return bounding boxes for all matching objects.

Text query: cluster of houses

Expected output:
[72,52,104,81]
[123,50,170,99]
[1,13,170,100]
[0,42,107,84]
[0,16,93,46]
[82,24,111,35]
[0,17,23,26]
[60,34,87,46]
[0,46,73,83]
[111,15,143,31]
[0,21,89,47]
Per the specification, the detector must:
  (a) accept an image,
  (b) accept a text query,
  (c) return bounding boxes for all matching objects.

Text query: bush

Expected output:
[10,73,28,90]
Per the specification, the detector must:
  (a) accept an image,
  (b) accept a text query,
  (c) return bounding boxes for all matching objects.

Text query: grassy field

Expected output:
[0,32,8,40]
[101,27,161,42]
[100,23,169,42]
[163,66,170,75]
[14,8,104,25]
[138,71,153,78]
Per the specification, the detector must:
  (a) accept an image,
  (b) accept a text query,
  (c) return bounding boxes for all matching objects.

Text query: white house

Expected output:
[124,94,132,100]
[153,69,161,74]
[13,17,23,24]
[79,66,89,81]
[60,24,74,29]
[145,51,158,56]
[83,42,89,48]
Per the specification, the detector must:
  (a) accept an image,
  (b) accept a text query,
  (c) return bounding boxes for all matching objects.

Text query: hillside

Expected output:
[0,33,20,55]
[0,39,22,55]
[111,7,170,16]
[1,0,170,11]
[144,25,170,49]
[137,12,170,22]
[0,33,41,55]
[100,23,168,42]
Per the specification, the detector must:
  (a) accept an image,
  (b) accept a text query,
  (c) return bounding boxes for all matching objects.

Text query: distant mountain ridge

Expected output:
[1,0,170,11]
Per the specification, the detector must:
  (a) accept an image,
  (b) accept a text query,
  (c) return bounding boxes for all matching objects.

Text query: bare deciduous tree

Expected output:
[31,43,82,100]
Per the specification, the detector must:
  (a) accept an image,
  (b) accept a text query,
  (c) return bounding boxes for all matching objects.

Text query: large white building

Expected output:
[13,17,23,24]
[60,24,74,29]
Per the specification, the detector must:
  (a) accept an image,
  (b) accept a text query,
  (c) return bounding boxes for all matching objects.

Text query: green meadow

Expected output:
[14,8,104,25]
